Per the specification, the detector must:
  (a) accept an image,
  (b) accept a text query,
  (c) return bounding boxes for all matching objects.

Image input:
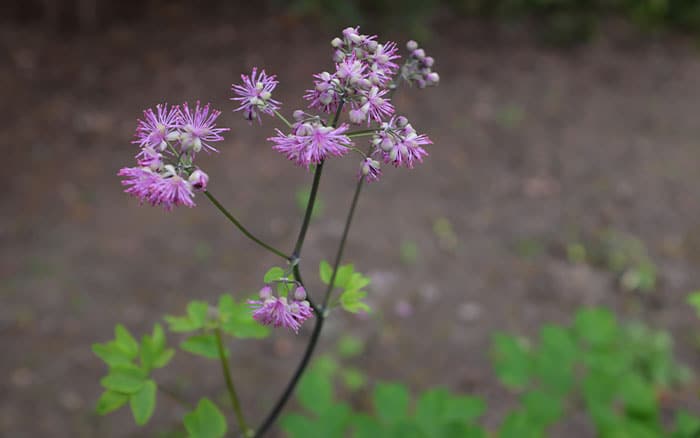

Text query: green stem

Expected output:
[273,109,293,128]
[291,162,324,259]
[321,178,364,310]
[204,191,290,261]
[347,129,378,137]
[214,328,251,437]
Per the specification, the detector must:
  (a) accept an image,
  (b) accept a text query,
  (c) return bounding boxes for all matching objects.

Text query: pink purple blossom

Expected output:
[231,68,281,123]
[249,286,313,333]
[359,157,381,183]
[373,116,431,168]
[119,102,225,210]
[269,120,352,168]
[179,102,228,153]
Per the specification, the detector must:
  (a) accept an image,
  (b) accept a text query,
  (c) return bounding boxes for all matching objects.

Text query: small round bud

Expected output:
[365,40,378,52]
[389,147,399,162]
[331,37,343,48]
[395,116,409,128]
[426,72,440,85]
[192,136,202,153]
[342,27,356,39]
[380,136,394,152]
[349,108,366,125]
[406,40,418,51]
[293,110,305,121]
[259,286,273,300]
[165,131,181,142]
[333,50,345,63]
[319,71,332,81]
[259,91,272,101]
[319,92,334,106]
[349,33,362,45]
[413,49,425,60]
[297,123,314,136]
[188,169,209,191]
[424,56,434,67]
[293,286,306,301]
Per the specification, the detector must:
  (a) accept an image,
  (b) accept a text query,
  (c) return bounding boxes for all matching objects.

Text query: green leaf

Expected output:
[491,333,532,389]
[183,398,227,438]
[499,411,543,438]
[297,367,333,415]
[319,261,332,284]
[416,388,449,434]
[339,289,371,314]
[92,341,134,366]
[219,295,270,339]
[688,292,700,318]
[352,413,383,438]
[373,382,410,425]
[280,413,319,438]
[316,403,353,437]
[671,411,700,438]
[619,374,657,418]
[100,365,147,394]
[444,395,486,424]
[340,368,367,391]
[263,266,285,283]
[151,323,166,352]
[164,315,201,333]
[115,324,139,358]
[130,380,157,425]
[180,334,225,359]
[521,390,563,428]
[346,272,370,291]
[573,308,618,347]
[337,335,364,358]
[335,264,354,289]
[186,301,210,327]
[95,390,129,415]
[153,348,175,368]
[533,325,576,396]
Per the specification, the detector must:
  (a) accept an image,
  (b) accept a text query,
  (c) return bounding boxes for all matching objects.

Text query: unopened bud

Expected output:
[259,286,273,300]
[293,110,305,121]
[259,91,272,101]
[380,136,394,152]
[365,40,378,52]
[349,108,366,124]
[192,136,202,153]
[395,116,409,128]
[293,286,306,301]
[413,49,425,60]
[331,37,343,48]
[188,169,209,190]
[426,72,440,85]
[424,56,434,67]
[406,40,418,51]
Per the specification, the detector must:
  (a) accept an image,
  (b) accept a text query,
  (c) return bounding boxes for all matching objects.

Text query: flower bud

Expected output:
[365,40,378,52]
[260,91,272,101]
[166,131,181,142]
[259,286,273,300]
[293,109,305,121]
[380,136,394,152]
[349,108,367,124]
[413,49,425,60]
[293,286,307,301]
[406,40,418,51]
[192,136,202,153]
[296,123,314,136]
[331,37,343,48]
[395,116,409,128]
[188,169,209,190]
[426,72,440,85]
[424,56,435,67]
[333,50,345,63]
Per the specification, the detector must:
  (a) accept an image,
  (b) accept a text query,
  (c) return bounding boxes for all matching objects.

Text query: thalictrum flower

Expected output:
[269,121,352,168]
[231,67,281,123]
[179,102,228,153]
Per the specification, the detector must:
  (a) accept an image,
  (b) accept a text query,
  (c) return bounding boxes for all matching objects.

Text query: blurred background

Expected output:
[2,0,700,436]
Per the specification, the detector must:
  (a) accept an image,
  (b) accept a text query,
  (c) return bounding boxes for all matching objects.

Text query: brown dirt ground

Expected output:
[1,12,700,438]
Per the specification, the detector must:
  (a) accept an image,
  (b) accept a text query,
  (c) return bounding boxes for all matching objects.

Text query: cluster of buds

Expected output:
[249,284,313,333]
[370,116,431,169]
[400,40,439,88]
[230,68,281,124]
[118,103,226,210]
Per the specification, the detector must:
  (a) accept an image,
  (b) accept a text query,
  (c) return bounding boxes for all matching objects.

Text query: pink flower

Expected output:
[269,121,352,168]
[231,67,281,123]
[133,104,181,150]
[374,116,431,169]
[359,157,381,183]
[304,71,341,114]
[249,285,314,334]
[179,102,228,153]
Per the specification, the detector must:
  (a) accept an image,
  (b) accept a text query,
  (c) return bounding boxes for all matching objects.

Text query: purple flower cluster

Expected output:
[371,115,431,169]
[268,116,352,169]
[119,102,227,210]
[231,68,281,123]
[249,285,313,333]
[400,40,439,88]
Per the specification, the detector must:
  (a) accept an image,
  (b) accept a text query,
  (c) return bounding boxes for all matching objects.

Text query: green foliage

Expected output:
[491,307,693,437]
[183,398,228,438]
[282,364,488,438]
[319,261,372,314]
[400,240,420,265]
[688,291,700,318]
[93,324,172,425]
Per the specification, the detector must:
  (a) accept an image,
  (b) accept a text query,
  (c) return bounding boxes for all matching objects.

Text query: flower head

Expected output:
[400,40,439,89]
[179,102,228,153]
[119,103,226,210]
[231,68,281,123]
[373,116,431,168]
[249,286,313,333]
[359,157,381,183]
[304,71,341,114]
[133,104,181,150]
[269,120,352,168]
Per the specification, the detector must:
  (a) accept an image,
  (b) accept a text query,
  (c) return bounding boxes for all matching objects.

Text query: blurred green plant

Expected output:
[282,306,698,437]
[295,186,325,219]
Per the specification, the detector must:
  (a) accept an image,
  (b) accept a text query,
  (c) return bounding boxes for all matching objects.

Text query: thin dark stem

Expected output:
[204,191,290,261]
[273,109,293,128]
[214,328,251,437]
[347,128,378,137]
[253,316,324,438]
[291,162,324,258]
[322,178,364,310]
[293,264,321,317]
